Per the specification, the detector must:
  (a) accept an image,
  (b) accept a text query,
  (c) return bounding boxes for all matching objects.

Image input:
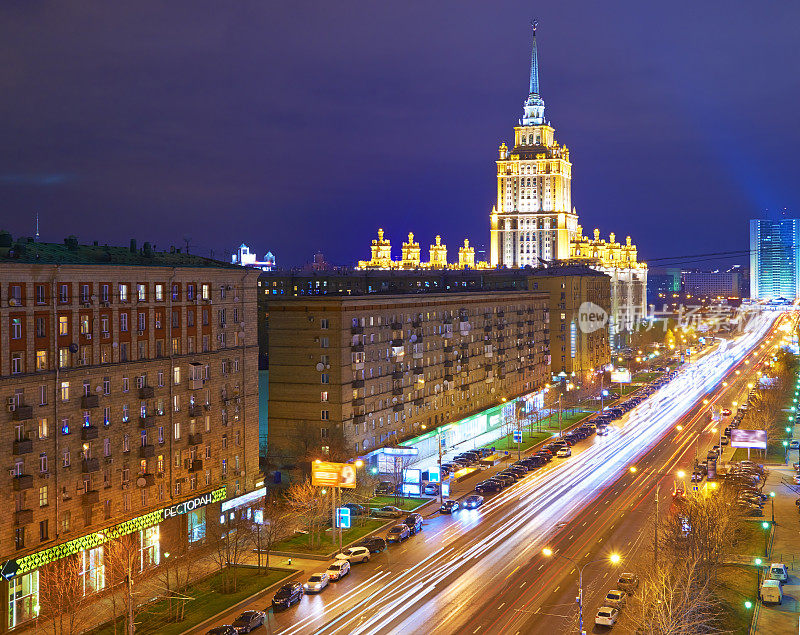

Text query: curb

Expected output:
[181,567,302,635]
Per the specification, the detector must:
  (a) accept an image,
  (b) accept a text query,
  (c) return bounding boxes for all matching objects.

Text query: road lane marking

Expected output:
[498,602,506,610]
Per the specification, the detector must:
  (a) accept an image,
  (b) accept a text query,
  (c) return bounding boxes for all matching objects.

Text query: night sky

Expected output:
[1,2,798,268]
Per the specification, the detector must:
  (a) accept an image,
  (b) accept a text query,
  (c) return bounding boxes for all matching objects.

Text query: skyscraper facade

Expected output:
[490,22,579,267]
[750,218,800,300]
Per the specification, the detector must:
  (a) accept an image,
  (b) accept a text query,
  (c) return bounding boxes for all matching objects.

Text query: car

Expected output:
[423,483,439,495]
[271,583,304,609]
[596,425,609,436]
[673,484,685,498]
[373,505,403,518]
[724,427,731,437]
[617,572,639,594]
[595,607,619,627]
[498,470,522,481]
[356,536,387,554]
[721,437,729,446]
[492,474,515,486]
[769,563,789,583]
[721,408,732,416]
[386,523,411,543]
[604,589,627,609]
[375,481,394,495]
[232,610,266,632]
[207,628,237,635]
[325,559,351,581]
[556,447,572,458]
[344,503,367,516]
[404,513,424,534]
[691,471,704,482]
[440,499,460,513]
[475,480,503,494]
[303,572,330,594]
[464,494,484,509]
[792,440,800,450]
[335,546,371,563]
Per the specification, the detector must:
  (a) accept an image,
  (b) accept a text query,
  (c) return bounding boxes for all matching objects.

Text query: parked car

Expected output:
[617,572,639,594]
[386,523,411,543]
[498,470,522,481]
[791,440,800,450]
[475,480,502,494]
[595,607,619,627]
[356,536,387,554]
[335,546,371,563]
[207,628,237,635]
[344,503,367,516]
[769,563,789,583]
[492,474,515,486]
[404,513,424,535]
[232,610,266,632]
[604,589,627,609]
[423,483,439,495]
[375,481,394,495]
[761,579,783,604]
[464,494,484,509]
[373,505,403,518]
[325,559,351,581]
[440,499,460,513]
[303,573,330,594]
[271,583,304,609]
[556,447,572,458]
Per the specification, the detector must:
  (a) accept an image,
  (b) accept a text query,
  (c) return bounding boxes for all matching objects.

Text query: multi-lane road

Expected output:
[198,310,784,635]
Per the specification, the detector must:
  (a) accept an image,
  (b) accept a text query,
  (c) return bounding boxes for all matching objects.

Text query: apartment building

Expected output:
[267,292,549,466]
[0,235,260,632]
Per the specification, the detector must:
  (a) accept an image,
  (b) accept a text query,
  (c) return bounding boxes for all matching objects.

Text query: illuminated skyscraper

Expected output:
[490,22,579,267]
[750,218,800,300]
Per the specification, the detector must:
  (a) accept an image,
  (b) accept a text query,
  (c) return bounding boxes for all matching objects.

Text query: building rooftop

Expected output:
[0,232,240,269]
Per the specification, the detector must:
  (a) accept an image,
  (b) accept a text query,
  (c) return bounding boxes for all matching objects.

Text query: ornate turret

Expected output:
[458,239,475,269]
[428,235,448,267]
[401,232,421,268]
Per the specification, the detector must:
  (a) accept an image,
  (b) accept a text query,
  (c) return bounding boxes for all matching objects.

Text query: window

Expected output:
[104,438,111,457]
[101,316,109,336]
[81,546,105,595]
[39,453,47,472]
[321,410,329,420]
[11,353,22,374]
[173,421,181,440]
[59,284,69,304]
[35,316,46,338]
[81,284,90,303]
[38,418,48,439]
[320,318,329,329]
[187,310,194,327]
[171,284,179,301]
[38,486,48,507]
[120,313,128,332]
[62,449,70,467]
[58,347,70,368]
[321,391,328,402]
[321,374,329,384]
[201,284,210,300]
[138,312,146,331]
[119,284,128,302]
[155,284,164,301]
[60,382,69,401]
[58,315,69,336]
[320,337,329,348]
[35,350,47,371]
[36,284,46,304]
[100,284,109,303]
[80,315,90,335]
[173,366,181,385]
[11,318,22,339]
[187,284,195,301]
[137,284,146,302]
[123,435,130,453]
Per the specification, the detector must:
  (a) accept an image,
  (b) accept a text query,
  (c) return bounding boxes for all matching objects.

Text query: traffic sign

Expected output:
[513,431,522,443]
[428,467,440,483]
[336,507,351,529]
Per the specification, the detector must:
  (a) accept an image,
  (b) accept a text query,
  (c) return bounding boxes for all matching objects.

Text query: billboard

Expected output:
[610,369,632,384]
[311,461,357,489]
[730,429,767,450]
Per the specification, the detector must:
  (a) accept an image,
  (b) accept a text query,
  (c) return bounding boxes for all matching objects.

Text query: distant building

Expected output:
[682,267,741,299]
[750,218,800,300]
[304,251,332,272]
[647,267,682,305]
[356,230,489,270]
[232,244,275,271]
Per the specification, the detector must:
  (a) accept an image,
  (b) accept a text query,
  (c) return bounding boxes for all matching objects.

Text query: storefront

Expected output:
[1,486,226,631]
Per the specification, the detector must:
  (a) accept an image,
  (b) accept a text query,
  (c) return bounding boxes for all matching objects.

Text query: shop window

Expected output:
[7,571,38,629]
[188,508,206,544]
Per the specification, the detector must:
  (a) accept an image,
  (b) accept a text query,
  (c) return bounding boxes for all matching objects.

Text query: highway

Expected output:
[199,310,782,635]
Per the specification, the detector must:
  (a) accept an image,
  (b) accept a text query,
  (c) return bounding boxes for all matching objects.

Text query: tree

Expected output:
[253,493,292,573]
[103,533,143,635]
[37,555,89,635]
[154,530,197,624]
[207,511,254,593]
[285,479,329,549]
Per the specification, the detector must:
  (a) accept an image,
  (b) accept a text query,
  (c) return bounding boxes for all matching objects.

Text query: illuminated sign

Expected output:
[403,468,421,485]
[428,467,440,483]
[336,507,351,529]
[163,489,222,519]
[311,461,357,489]
[221,487,266,513]
[610,369,632,383]
[0,486,225,579]
[513,431,522,443]
[730,429,768,450]
[381,447,418,456]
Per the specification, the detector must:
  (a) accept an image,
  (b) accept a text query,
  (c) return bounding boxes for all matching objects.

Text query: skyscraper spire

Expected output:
[521,19,546,126]
[529,19,540,96]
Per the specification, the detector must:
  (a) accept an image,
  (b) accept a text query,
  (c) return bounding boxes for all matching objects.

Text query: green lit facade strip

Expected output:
[2,486,226,578]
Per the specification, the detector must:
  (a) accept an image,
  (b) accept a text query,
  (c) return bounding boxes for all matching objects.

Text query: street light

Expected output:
[542,548,621,633]
[769,491,776,524]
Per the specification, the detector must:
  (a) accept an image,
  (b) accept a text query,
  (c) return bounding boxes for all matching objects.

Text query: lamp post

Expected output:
[770,491,776,524]
[542,548,621,634]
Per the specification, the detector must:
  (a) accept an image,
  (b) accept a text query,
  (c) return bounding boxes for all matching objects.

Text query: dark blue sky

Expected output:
[1,2,798,267]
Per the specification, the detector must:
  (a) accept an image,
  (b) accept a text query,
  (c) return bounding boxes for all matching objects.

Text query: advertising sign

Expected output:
[403,468,421,485]
[610,369,632,383]
[428,467,441,483]
[730,429,768,450]
[441,482,450,497]
[311,461,357,489]
[401,483,420,496]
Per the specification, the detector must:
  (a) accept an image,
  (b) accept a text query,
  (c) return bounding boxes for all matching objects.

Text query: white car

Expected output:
[325,559,350,581]
[335,546,371,563]
[303,572,329,593]
[595,606,619,627]
[769,563,789,583]
[604,589,626,608]
[556,447,572,458]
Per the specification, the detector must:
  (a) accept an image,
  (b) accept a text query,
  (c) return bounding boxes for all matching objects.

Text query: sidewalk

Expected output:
[752,466,800,634]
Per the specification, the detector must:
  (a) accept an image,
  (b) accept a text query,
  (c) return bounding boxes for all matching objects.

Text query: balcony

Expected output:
[189,378,204,390]
[483,325,493,333]
[413,397,423,406]
[392,403,404,412]
[350,325,363,334]
[351,343,364,352]
[82,490,100,506]
[189,404,204,417]
[81,426,99,441]
[354,414,366,425]
[460,384,469,391]
[139,445,155,458]
[391,371,404,380]
[390,322,402,331]
[497,310,505,318]
[12,405,33,421]
[352,379,364,389]
[12,474,33,491]
[13,439,33,455]
[14,509,33,526]
[189,459,203,473]
[82,458,100,473]
[444,374,454,382]
[138,386,155,399]
[391,338,404,347]
[442,331,452,339]
[137,473,156,487]
[392,386,403,396]
[411,318,421,328]
[139,415,155,429]
[188,433,203,446]
[81,394,99,409]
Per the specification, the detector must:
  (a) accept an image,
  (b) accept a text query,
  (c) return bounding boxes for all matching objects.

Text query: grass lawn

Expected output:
[634,371,662,382]
[731,444,788,465]
[89,567,287,635]
[539,410,593,432]
[733,520,772,560]
[715,564,758,634]
[482,430,551,453]
[368,496,428,511]
[271,518,386,555]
